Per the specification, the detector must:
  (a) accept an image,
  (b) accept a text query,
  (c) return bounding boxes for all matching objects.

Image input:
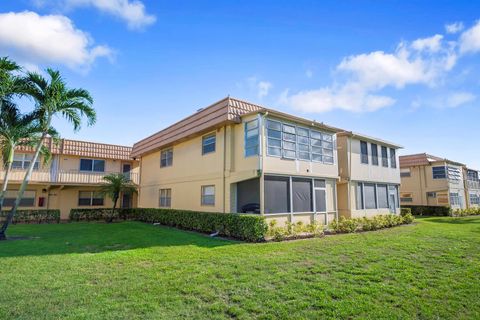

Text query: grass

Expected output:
[0,217,479,319]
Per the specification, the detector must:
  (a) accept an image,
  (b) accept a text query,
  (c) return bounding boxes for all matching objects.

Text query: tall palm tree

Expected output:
[101,173,137,223]
[0,103,48,212]
[0,68,96,240]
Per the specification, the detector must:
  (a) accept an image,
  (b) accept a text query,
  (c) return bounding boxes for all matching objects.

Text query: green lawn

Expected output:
[0,217,479,319]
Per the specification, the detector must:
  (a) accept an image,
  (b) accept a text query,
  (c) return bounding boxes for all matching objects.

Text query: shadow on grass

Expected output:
[0,221,236,258]
[425,216,480,225]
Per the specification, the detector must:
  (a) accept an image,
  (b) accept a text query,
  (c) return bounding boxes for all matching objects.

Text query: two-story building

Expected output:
[337,132,402,218]
[399,153,466,209]
[132,97,403,225]
[1,138,139,219]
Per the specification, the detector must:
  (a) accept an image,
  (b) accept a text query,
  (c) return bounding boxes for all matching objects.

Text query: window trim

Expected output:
[371,143,378,166]
[201,185,215,206]
[159,188,172,208]
[244,119,259,157]
[360,141,369,164]
[381,146,388,167]
[78,191,104,206]
[432,166,447,179]
[12,153,40,170]
[202,133,216,155]
[389,148,397,168]
[160,148,173,168]
[79,158,105,173]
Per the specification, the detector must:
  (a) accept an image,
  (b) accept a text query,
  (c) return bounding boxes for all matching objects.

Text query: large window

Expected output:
[377,184,388,208]
[12,153,39,170]
[400,168,411,177]
[467,170,479,182]
[264,176,326,214]
[381,146,388,167]
[470,193,480,205]
[356,183,364,209]
[432,166,446,179]
[202,134,216,155]
[266,119,334,164]
[3,190,35,207]
[159,189,172,207]
[450,192,461,206]
[364,183,377,209]
[160,148,173,167]
[447,166,461,182]
[245,119,259,157]
[80,159,105,172]
[292,178,313,212]
[371,143,378,166]
[360,141,368,164]
[78,191,104,206]
[201,185,215,206]
[390,148,396,168]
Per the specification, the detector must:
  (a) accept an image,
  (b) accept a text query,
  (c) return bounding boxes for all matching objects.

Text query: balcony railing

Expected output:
[0,169,139,185]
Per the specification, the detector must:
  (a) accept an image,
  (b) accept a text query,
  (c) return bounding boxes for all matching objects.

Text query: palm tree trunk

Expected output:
[109,195,118,223]
[0,160,13,212]
[0,133,45,240]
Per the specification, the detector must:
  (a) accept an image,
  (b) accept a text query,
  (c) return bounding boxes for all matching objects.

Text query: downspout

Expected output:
[347,136,352,214]
[223,125,227,213]
[259,112,268,215]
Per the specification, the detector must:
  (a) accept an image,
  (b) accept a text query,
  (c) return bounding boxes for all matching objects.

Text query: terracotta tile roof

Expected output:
[399,153,464,168]
[132,97,263,157]
[16,137,134,161]
[131,96,347,157]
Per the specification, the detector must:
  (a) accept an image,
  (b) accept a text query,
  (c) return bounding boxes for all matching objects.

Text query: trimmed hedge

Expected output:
[400,208,412,216]
[69,208,268,242]
[0,209,60,224]
[329,213,415,233]
[401,205,451,216]
[451,207,480,217]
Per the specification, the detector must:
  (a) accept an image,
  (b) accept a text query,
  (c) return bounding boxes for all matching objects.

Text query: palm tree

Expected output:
[100,173,137,223]
[0,68,96,240]
[0,103,49,212]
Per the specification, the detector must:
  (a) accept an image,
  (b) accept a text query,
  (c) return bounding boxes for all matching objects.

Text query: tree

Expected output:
[0,68,96,240]
[100,173,137,223]
[0,103,49,212]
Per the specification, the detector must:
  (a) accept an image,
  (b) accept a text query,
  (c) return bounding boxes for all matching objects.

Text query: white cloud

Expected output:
[411,34,444,52]
[43,0,156,30]
[246,77,273,98]
[0,11,113,72]
[445,91,476,108]
[281,29,464,113]
[459,20,480,54]
[445,22,464,34]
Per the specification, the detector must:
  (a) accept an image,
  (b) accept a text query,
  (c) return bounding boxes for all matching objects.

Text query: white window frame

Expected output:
[244,119,259,157]
[202,133,216,155]
[160,148,173,167]
[79,159,105,172]
[78,191,104,206]
[12,153,40,170]
[201,185,215,206]
[159,188,172,207]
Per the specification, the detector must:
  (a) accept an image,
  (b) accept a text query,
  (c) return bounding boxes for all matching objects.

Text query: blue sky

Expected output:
[1,1,479,168]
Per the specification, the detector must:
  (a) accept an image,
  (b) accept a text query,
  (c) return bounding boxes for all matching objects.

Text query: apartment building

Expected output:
[132,97,403,225]
[337,132,402,218]
[399,153,466,209]
[465,168,480,208]
[1,138,139,219]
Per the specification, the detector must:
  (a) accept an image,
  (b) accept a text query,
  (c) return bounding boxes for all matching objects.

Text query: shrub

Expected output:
[0,209,60,224]
[400,208,412,216]
[329,213,414,233]
[266,219,324,241]
[70,208,268,242]
[402,205,451,216]
[450,207,480,217]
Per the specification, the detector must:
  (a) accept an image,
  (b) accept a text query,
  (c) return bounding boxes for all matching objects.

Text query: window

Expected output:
[381,146,388,167]
[467,170,479,182]
[390,148,396,168]
[450,192,460,206]
[3,190,35,207]
[201,185,215,206]
[12,153,39,170]
[80,159,105,172]
[360,141,368,164]
[470,193,480,205]
[364,183,377,209]
[159,189,171,207]
[427,192,437,198]
[371,143,378,166]
[432,166,446,179]
[314,180,327,213]
[78,191,104,206]
[377,184,388,208]
[202,134,216,155]
[447,166,461,182]
[264,176,290,213]
[245,119,259,157]
[401,196,413,202]
[160,148,173,167]
[266,119,335,164]
[356,183,364,209]
[400,168,411,177]
[292,178,312,212]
